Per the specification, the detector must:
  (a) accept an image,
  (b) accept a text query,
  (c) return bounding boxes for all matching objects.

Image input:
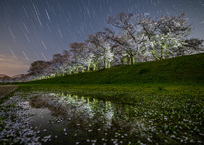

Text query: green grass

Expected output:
[23,53,204,86]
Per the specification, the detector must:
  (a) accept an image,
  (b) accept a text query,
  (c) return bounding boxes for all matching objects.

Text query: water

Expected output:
[20,92,149,144]
[1,89,203,144]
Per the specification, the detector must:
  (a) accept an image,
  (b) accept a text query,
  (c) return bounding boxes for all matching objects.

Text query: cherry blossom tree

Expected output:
[137,13,191,60]
[70,42,95,72]
[87,32,114,69]
[107,12,146,65]
[178,38,204,56]
[23,12,203,81]
[28,60,50,76]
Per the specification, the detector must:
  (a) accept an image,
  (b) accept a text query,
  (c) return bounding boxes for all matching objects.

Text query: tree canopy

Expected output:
[8,12,204,82]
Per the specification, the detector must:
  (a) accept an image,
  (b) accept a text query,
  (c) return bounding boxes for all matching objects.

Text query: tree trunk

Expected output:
[121,56,127,65]
[160,48,163,60]
[108,62,111,68]
[93,64,96,71]
[151,50,160,60]
[130,54,134,65]
[104,59,107,69]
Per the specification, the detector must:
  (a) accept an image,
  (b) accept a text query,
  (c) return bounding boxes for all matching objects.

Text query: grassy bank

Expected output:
[24,53,204,86]
[13,53,203,106]
[18,53,204,103]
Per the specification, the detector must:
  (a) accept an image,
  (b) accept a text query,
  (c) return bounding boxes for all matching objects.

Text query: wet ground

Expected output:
[1,92,148,144]
[0,85,18,99]
[0,90,203,144]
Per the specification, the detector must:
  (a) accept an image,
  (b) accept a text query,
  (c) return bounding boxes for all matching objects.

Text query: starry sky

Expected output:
[0,0,204,76]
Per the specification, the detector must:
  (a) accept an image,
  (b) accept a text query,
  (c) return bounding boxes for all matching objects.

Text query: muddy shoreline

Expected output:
[0,85,18,99]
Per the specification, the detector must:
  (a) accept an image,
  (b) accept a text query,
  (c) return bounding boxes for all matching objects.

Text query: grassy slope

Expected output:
[18,53,204,104]
[26,53,204,86]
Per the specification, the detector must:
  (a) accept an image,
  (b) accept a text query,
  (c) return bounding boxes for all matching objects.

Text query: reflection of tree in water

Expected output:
[30,93,113,128]
[30,93,151,143]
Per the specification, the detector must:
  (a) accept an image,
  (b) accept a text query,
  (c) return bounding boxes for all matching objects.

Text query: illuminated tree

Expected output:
[138,13,191,60]
[87,32,114,69]
[70,42,95,72]
[24,12,203,81]
[107,12,146,65]
[178,38,204,56]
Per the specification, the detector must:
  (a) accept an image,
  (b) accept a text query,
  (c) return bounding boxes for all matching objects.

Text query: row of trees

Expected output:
[27,13,204,80]
[2,12,203,82]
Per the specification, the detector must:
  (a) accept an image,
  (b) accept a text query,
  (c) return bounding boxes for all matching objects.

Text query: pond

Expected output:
[0,90,203,145]
[0,91,151,145]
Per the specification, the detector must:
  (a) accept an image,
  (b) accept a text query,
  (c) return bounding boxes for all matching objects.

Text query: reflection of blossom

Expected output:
[30,92,150,134]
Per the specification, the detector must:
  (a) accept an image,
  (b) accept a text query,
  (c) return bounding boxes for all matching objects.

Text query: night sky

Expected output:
[0,0,204,76]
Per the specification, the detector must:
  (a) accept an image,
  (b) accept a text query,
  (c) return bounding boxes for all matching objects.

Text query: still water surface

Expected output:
[23,92,149,144]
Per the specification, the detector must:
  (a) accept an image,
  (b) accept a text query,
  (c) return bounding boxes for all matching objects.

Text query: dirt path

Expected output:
[0,85,19,99]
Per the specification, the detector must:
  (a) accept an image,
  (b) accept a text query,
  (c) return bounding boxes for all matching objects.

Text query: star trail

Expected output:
[0,0,204,76]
